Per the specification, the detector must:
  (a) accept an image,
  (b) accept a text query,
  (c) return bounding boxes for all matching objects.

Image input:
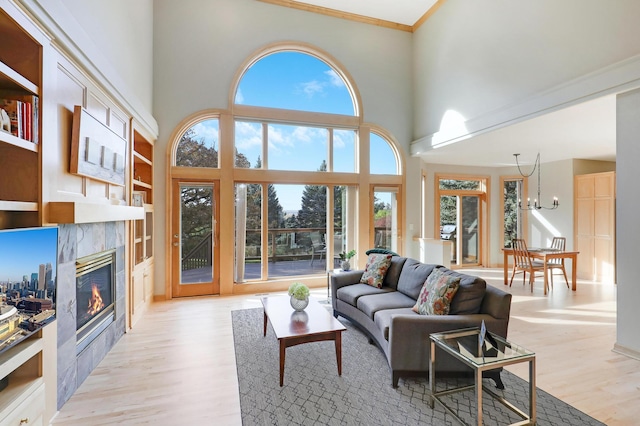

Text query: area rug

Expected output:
[232,308,605,426]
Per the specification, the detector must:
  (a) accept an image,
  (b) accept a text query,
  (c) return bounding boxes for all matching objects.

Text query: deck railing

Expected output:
[181,226,392,271]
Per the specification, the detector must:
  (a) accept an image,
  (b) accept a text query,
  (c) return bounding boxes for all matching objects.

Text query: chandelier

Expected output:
[514,153,559,210]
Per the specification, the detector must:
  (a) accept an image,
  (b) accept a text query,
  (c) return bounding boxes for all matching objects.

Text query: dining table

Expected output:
[502,247,580,295]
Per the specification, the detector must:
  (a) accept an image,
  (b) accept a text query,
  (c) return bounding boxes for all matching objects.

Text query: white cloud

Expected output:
[191,121,219,147]
[291,126,326,144]
[235,122,262,150]
[235,88,245,104]
[325,69,345,87]
[298,80,324,97]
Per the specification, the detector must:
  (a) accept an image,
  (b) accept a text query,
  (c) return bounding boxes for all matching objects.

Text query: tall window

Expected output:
[501,177,527,248]
[171,44,403,289]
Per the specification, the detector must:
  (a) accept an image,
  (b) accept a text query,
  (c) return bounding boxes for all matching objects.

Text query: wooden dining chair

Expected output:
[547,236,569,288]
[510,239,546,292]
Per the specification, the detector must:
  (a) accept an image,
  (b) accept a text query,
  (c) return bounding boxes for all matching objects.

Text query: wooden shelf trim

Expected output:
[133,179,152,189]
[0,131,38,152]
[0,60,39,94]
[48,202,144,224]
[0,378,43,419]
[0,200,38,211]
[0,338,42,379]
[133,151,152,166]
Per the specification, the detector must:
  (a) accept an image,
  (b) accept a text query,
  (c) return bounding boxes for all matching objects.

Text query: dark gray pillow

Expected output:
[438,267,487,314]
[396,259,439,300]
[382,256,407,290]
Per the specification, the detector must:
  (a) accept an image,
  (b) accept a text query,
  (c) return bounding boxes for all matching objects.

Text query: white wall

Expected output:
[615,89,640,357]
[412,0,640,148]
[58,0,154,112]
[22,0,156,133]
[152,0,414,294]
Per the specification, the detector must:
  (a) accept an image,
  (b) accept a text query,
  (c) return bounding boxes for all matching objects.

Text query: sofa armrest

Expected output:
[330,270,364,309]
[480,285,512,321]
[388,314,510,371]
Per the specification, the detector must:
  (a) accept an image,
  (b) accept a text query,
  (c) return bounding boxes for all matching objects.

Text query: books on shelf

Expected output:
[0,91,39,144]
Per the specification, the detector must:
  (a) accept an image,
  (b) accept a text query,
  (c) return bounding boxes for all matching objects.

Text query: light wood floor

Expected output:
[51,269,638,425]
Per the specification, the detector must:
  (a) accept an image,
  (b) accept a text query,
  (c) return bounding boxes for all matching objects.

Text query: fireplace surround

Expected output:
[56,222,126,409]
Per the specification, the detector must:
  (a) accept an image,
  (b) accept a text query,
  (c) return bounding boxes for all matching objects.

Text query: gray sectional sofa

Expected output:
[330,255,512,387]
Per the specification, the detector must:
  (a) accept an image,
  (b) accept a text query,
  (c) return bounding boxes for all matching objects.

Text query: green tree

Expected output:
[503,180,520,247]
[176,128,218,167]
[297,161,327,229]
[177,128,254,258]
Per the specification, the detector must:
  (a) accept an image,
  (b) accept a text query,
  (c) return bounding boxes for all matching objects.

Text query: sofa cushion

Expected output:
[360,253,393,288]
[396,259,439,299]
[373,308,416,340]
[382,256,407,290]
[412,268,460,315]
[357,291,416,319]
[438,268,487,314]
[336,283,391,307]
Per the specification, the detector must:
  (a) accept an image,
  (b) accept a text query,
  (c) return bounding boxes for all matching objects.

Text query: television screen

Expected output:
[0,226,58,354]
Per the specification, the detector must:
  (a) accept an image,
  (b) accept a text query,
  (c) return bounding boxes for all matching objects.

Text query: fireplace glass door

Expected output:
[76,249,115,347]
[171,180,220,297]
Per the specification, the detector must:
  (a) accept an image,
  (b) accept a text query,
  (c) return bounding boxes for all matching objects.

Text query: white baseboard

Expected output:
[612,343,640,361]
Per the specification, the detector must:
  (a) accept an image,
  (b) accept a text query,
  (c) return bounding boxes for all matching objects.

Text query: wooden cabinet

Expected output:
[132,126,153,205]
[0,4,55,425]
[129,121,154,328]
[0,324,56,426]
[0,4,44,228]
[574,172,616,283]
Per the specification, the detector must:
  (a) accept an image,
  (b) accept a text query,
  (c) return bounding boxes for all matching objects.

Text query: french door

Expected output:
[439,194,481,266]
[171,179,220,297]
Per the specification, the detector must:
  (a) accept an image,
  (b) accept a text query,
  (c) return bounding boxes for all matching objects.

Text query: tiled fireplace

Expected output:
[56,222,126,409]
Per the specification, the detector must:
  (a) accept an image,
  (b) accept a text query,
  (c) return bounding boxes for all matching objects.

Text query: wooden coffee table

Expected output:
[261,296,347,386]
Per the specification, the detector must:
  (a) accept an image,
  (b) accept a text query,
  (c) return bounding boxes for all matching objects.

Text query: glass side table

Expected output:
[429,327,536,426]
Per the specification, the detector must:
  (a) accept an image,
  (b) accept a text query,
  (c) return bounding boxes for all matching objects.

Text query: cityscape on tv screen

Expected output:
[0,226,58,353]
[0,227,58,302]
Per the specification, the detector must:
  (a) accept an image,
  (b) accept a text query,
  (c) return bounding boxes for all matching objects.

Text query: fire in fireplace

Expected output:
[76,249,115,350]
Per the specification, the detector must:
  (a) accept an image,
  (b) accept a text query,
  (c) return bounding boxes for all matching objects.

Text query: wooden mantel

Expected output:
[47,201,144,224]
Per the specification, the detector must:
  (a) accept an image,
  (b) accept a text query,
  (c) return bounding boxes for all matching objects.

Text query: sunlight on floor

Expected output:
[510,315,614,326]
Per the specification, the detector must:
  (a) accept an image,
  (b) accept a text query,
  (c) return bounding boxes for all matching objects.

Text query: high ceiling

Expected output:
[266,0,617,167]
[418,95,617,167]
[289,0,439,26]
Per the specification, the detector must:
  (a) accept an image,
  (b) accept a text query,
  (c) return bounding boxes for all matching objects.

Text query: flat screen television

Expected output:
[0,226,58,354]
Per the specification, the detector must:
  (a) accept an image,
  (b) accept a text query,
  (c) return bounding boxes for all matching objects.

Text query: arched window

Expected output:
[235,51,356,115]
[169,43,404,295]
[175,119,220,168]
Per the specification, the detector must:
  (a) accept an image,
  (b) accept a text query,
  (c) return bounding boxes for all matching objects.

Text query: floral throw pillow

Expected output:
[412,268,461,315]
[359,253,393,288]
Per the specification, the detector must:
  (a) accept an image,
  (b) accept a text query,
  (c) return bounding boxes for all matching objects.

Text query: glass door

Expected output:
[460,196,479,265]
[439,194,481,267]
[372,187,399,253]
[171,180,219,297]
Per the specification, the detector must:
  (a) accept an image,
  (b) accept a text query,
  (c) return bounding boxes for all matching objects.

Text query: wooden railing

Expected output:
[181,226,392,269]
[181,231,212,271]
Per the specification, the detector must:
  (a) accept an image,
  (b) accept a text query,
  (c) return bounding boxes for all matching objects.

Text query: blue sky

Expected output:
[0,227,58,282]
[183,51,397,211]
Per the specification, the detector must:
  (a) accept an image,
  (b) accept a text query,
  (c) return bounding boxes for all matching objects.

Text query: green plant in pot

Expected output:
[288,282,310,311]
[338,249,356,271]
